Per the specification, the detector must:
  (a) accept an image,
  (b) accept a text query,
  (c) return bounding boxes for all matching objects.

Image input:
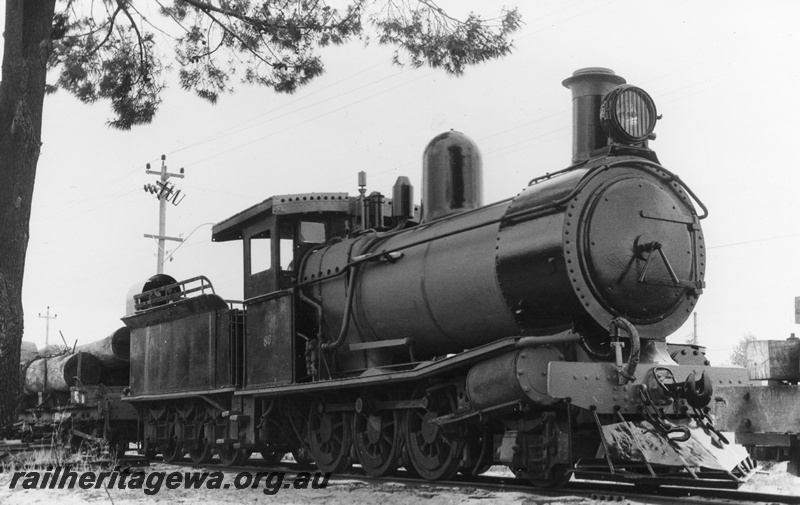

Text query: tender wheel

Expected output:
[216,445,248,466]
[161,424,184,463]
[352,402,401,477]
[186,414,213,464]
[308,400,352,473]
[187,441,214,464]
[403,385,465,481]
[187,426,214,465]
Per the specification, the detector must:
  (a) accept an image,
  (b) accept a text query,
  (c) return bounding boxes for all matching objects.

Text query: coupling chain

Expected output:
[637,385,691,442]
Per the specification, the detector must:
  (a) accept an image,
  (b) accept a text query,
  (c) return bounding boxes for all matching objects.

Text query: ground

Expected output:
[1,461,798,504]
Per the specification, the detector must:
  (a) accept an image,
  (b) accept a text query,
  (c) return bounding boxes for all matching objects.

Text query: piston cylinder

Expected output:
[466,347,563,410]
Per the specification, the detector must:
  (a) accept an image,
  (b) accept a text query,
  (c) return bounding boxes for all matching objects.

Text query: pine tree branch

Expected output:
[86,5,123,58]
[117,0,147,68]
[178,0,349,31]
[197,7,275,68]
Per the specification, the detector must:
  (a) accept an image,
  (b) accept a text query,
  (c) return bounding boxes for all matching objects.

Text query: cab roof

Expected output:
[211,192,350,242]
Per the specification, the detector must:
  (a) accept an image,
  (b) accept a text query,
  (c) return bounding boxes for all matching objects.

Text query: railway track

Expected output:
[155,457,799,505]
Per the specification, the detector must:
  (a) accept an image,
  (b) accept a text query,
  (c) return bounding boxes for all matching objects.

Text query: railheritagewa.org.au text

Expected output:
[8,466,331,495]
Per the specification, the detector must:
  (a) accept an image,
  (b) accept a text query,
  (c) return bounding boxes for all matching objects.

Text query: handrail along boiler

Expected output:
[121,68,754,488]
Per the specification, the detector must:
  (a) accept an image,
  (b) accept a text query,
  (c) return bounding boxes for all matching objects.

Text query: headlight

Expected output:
[601,85,658,144]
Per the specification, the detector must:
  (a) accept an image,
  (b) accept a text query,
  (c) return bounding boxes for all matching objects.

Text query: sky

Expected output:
[2,0,799,366]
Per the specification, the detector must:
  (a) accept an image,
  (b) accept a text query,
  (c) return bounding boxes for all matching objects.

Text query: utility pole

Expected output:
[143,155,186,274]
[38,306,57,348]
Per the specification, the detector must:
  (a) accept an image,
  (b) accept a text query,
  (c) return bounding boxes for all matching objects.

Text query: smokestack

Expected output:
[562,68,626,163]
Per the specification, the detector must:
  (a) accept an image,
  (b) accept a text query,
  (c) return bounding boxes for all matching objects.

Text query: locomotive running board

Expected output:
[233,337,522,397]
[121,337,520,402]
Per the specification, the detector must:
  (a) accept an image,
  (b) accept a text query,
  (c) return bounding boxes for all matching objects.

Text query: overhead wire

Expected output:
[175,1,738,193]
[93,0,615,194]
[181,69,437,168]
[707,233,800,250]
[166,61,390,155]
[157,0,618,170]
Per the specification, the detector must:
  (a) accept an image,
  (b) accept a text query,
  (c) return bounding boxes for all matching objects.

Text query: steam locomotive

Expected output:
[28,67,756,488]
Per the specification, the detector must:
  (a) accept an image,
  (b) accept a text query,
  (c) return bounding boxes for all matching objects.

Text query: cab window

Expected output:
[249,230,271,274]
[278,222,294,271]
[299,221,326,244]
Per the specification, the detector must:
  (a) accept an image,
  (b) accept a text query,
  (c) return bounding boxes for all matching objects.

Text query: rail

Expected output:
[159,459,799,504]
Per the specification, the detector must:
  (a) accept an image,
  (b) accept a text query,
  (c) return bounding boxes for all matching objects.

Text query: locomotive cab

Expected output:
[212,193,351,386]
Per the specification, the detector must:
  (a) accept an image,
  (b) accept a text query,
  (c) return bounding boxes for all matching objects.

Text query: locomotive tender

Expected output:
[121,68,754,487]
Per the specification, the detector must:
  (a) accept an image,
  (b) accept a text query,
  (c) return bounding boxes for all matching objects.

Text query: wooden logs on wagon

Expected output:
[23,352,103,394]
[20,327,132,394]
[75,327,130,369]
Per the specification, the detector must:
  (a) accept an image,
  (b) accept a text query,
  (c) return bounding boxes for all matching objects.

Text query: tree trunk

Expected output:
[19,341,39,364]
[0,0,56,426]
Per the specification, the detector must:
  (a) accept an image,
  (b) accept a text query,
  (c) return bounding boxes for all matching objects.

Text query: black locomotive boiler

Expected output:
[121,68,754,488]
